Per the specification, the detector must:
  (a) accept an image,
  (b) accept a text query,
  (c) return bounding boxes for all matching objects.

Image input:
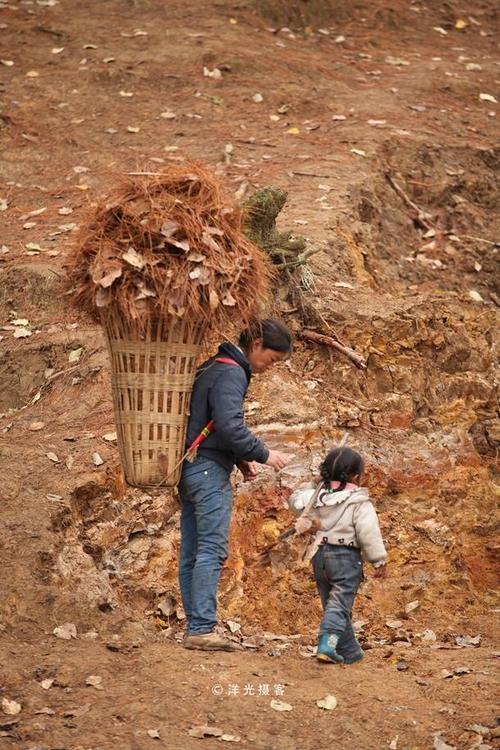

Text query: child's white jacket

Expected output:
[288,482,387,565]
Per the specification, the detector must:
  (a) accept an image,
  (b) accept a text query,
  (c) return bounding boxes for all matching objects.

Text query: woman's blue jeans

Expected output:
[312,544,364,660]
[178,457,232,636]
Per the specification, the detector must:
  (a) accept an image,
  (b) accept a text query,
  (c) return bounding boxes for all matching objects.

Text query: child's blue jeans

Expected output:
[178,457,233,636]
[312,544,363,659]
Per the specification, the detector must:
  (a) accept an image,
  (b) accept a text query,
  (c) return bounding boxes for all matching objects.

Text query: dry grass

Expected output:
[66,163,272,332]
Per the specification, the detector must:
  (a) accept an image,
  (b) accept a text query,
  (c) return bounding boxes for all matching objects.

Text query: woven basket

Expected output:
[103,311,206,488]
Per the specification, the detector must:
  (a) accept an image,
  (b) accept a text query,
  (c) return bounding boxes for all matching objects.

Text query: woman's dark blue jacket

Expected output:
[184,342,269,472]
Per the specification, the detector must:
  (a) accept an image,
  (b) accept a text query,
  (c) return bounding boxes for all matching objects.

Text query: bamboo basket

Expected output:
[103,310,206,488]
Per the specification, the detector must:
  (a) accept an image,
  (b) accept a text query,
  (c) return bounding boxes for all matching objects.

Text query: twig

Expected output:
[291,171,332,178]
[385,171,434,231]
[450,233,499,247]
[235,139,277,148]
[300,329,367,370]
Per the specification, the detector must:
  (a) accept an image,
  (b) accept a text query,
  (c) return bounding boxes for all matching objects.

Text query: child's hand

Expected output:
[294,516,320,535]
[373,564,387,579]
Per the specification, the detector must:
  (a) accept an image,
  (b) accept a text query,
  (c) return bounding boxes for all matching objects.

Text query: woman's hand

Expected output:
[266,450,291,471]
[238,460,259,482]
[373,564,387,579]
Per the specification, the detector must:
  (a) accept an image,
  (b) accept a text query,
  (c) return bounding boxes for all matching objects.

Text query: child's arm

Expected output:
[287,483,316,514]
[288,483,321,534]
[352,501,387,568]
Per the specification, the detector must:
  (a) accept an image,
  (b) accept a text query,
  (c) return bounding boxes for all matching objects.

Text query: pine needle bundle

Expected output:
[67,163,271,331]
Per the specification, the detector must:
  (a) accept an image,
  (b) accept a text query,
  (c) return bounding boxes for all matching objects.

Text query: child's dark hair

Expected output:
[239,318,292,354]
[320,447,364,491]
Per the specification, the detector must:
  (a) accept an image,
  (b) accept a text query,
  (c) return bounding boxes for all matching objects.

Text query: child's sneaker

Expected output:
[316,634,345,664]
[341,647,365,665]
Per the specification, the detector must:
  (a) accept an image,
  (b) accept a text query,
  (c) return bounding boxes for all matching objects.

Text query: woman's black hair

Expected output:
[239,318,292,354]
[319,447,364,492]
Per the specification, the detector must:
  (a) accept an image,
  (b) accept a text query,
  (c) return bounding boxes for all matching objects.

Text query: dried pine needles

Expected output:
[67,164,271,331]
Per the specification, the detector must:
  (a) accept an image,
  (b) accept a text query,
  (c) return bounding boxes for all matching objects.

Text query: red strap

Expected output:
[186,357,240,453]
[215,356,239,366]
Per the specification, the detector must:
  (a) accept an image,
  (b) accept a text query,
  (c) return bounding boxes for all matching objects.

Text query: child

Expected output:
[288,446,387,664]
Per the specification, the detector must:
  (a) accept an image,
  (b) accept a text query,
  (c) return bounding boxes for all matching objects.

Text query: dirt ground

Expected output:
[0,0,499,748]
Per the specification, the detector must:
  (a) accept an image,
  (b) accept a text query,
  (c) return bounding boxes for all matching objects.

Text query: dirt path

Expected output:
[0,1,498,748]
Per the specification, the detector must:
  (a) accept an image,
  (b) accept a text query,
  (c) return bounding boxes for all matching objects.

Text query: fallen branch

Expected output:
[300,329,367,370]
[385,171,434,231]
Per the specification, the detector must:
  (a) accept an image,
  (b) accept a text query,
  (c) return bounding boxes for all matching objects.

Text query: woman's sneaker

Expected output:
[183,631,243,652]
[316,634,345,664]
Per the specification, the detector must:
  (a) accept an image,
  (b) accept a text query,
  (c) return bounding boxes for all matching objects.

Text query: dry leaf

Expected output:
[270,699,293,712]
[203,66,222,79]
[222,292,236,306]
[160,220,180,238]
[1,699,21,716]
[169,237,190,252]
[316,695,337,710]
[64,704,90,718]
[188,725,223,738]
[433,733,456,750]
[96,287,111,307]
[93,452,104,466]
[135,282,156,300]
[287,127,300,134]
[13,328,32,338]
[29,421,45,431]
[209,289,220,311]
[122,246,145,269]
[468,290,483,302]
[85,675,103,690]
[386,619,404,629]
[53,622,77,639]
[68,347,83,363]
[479,93,497,103]
[99,267,122,288]
[46,452,60,463]
[187,252,206,262]
[351,148,367,157]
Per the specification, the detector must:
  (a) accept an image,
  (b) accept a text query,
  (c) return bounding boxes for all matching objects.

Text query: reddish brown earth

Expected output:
[0,1,498,748]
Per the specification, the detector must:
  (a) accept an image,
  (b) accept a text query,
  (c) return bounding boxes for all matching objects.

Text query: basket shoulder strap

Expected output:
[214,356,240,366]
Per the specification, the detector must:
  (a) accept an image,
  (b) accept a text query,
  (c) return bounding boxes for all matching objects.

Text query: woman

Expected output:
[179,318,292,651]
